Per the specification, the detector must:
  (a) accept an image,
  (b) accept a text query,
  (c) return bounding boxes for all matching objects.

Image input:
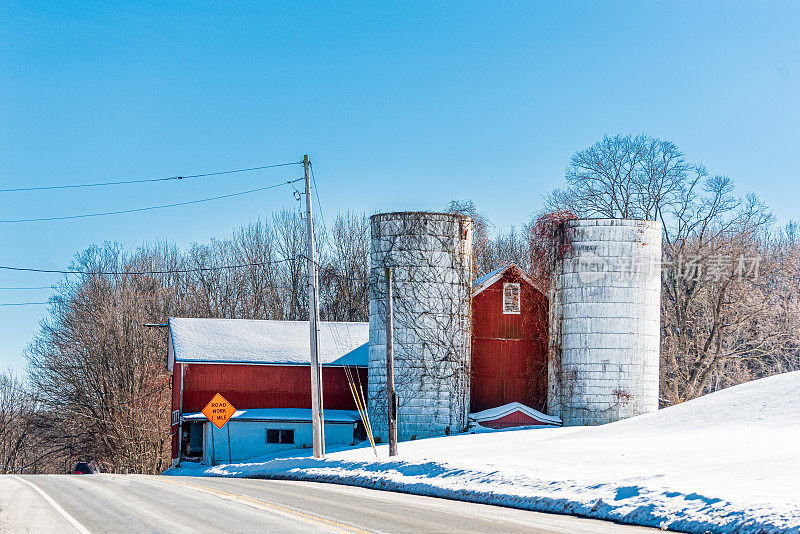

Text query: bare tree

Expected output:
[0,371,40,473]
[230,220,283,319]
[547,134,691,221]
[273,208,309,320]
[25,245,173,474]
[319,211,369,322]
[445,200,496,277]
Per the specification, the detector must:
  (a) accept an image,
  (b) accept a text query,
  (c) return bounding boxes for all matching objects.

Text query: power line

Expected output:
[301,254,367,284]
[5,378,172,412]
[0,280,312,310]
[0,178,304,223]
[0,286,52,290]
[0,161,303,193]
[322,268,367,284]
[310,162,327,231]
[0,257,298,276]
[0,267,301,307]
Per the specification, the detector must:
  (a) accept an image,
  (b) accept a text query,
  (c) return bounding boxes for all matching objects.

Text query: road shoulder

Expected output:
[0,475,85,533]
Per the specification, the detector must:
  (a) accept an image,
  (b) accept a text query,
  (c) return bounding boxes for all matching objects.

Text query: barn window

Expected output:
[266,428,295,444]
[503,283,521,314]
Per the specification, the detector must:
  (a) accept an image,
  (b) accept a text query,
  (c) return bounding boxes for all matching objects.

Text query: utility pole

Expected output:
[304,154,325,458]
[385,267,398,456]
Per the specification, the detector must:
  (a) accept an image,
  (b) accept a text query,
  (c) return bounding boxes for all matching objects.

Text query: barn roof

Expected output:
[168,318,368,368]
[472,262,540,296]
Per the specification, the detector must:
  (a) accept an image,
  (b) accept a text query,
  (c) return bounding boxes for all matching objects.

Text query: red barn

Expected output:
[470,263,550,420]
[168,318,368,465]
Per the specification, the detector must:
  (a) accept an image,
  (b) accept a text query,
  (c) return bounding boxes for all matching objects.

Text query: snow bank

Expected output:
[168,371,800,533]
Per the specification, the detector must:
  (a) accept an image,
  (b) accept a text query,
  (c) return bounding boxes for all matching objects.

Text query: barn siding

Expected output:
[471,269,548,413]
[180,364,367,414]
[171,363,367,460]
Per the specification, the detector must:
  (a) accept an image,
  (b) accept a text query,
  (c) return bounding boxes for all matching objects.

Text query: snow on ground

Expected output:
[168,371,800,533]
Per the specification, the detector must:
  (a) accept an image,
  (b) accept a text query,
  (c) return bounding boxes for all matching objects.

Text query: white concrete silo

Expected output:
[548,219,661,426]
[367,212,473,441]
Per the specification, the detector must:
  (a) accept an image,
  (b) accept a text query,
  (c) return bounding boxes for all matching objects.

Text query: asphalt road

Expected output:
[0,474,659,533]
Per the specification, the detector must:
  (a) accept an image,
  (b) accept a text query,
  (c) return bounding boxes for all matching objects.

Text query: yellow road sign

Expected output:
[202,393,236,429]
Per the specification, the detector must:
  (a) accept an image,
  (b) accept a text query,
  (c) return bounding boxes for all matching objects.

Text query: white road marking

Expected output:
[10,475,92,534]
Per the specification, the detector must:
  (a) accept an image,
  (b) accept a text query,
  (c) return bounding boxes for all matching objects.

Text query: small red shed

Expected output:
[470,402,562,429]
[470,263,549,414]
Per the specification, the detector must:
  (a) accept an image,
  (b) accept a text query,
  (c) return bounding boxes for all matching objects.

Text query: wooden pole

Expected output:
[386,267,398,456]
[304,155,325,458]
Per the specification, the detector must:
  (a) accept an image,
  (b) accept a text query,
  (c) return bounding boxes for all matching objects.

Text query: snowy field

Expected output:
[168,371,800,533]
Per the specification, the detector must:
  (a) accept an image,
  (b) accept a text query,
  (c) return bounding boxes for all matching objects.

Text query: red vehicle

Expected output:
[72,462,96,474]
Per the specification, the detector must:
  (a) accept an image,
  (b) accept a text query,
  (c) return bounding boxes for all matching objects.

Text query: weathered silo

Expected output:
[367,212,473,441]
[548,219,661,426]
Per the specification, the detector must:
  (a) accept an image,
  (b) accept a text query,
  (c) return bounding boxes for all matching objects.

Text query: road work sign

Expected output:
[202,393,236,429]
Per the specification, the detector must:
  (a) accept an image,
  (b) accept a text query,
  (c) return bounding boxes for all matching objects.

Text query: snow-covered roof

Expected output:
[469,402,562,426]
[472,263,540,296]
[168,318,368,368]
[182,408,360,424]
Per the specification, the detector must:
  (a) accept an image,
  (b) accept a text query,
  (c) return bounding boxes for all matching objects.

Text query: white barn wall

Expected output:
[201,420,358,464]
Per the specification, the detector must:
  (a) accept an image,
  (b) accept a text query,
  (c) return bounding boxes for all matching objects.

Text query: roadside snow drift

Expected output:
[168,371,800,533]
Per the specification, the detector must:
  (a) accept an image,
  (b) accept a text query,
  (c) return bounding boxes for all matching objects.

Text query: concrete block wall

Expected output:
[548,219,661,426]
[367,212,473,441]
[201,420,356,465]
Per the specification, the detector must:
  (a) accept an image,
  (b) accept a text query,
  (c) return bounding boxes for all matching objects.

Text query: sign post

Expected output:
[202,393,237,465]
[211,426,216,465]
[227,425,232,464]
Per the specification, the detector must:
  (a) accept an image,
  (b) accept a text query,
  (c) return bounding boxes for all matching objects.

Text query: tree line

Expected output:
[3,134,798,473]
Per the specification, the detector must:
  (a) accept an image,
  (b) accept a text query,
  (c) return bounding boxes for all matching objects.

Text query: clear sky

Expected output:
[2,1,798,370]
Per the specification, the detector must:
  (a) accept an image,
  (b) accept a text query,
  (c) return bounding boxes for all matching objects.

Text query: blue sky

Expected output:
[1,1,798,369]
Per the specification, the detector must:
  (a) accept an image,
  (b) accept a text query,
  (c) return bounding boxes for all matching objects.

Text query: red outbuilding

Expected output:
[470,402,562,429]
[167,318,368,465]
[470,263,550,415]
